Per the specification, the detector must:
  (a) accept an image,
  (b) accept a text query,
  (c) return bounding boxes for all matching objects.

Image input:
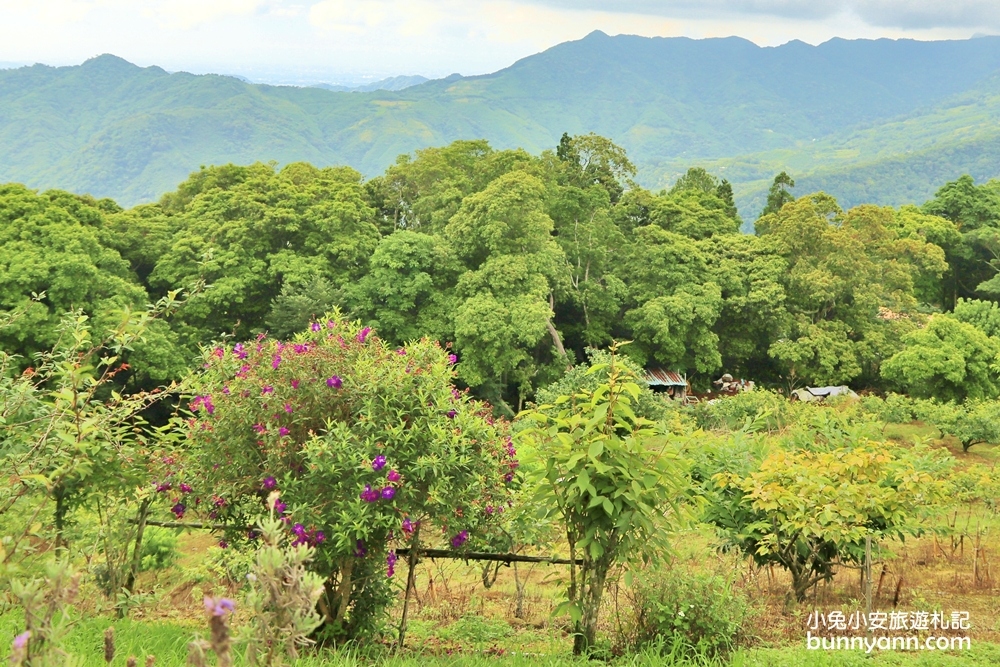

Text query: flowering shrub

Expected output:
[182,314,514,639]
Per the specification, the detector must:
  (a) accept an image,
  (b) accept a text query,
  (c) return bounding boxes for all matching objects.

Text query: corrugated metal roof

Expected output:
[645,369,687,386]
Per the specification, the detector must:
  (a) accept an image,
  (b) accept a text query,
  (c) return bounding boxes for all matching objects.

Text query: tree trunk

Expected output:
[122,498,152,617]
[396,526,421,652]
[573,556,612,655]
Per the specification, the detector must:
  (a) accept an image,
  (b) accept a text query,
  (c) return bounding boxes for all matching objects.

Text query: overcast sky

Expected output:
[1,0,998,85]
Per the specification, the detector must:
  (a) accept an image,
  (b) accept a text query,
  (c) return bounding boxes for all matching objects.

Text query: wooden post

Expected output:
[864,534,873,633]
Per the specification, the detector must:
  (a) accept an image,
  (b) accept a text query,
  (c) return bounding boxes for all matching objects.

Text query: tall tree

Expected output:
[757,171,796,221]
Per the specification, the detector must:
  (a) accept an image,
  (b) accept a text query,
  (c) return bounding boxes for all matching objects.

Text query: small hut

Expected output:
[644,369,688,400]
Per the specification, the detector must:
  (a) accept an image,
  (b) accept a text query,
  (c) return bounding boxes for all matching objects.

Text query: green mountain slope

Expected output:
[2,32,1000,207]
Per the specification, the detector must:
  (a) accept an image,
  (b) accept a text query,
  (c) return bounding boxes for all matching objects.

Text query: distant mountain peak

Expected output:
[81,54,138,70]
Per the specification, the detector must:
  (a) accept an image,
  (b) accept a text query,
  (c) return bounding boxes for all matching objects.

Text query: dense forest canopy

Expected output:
[4,133,1000,409]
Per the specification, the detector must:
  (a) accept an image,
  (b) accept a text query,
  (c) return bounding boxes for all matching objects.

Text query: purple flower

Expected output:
[396,348,407,355]
[213,496,226,508]
[180,483,193,494]
[171,503,186,519]
[12,630,30,650]
[284,403,293,414]
[356,327,372,344]
[326,376,342,389]
[402,517,415,536]
[354,539,367,557]
[204,597,235,616]
[450,530,469,549]
[222,386,231,395]
[446,409,457,419]
[387,550,398,578]
[327,320,336,329]
[360,484,379,503]
[274,499,287,514]
[262,385,274,395]
[233,343,247,360]
[314,530,326,544]
[381,487,396,500]
[218,540,229,549]
[505,472,514,483]
[292,523,306,537]
[248,529,259,540]
[272,355,282,370]
[279,426,290,437]
[387,469,401,483]
[263,476,277,490]
[155,482,171,493]
[447,354,458,365]
[253,423,267,434]
[372,455,387,471]
[311,322,321,332]
[291,379,300,389]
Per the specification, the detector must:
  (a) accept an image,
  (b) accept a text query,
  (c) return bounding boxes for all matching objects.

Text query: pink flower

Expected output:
[381,487,396,500]
[272,355,282,370]
[263,476,277,490]
[387,469,401,483]
[327,376,342,389]
[233,344,247,360]
[262,385,274,395]
[284,403,293,413]
[291,379,300,389]
[356,327,372,344]
[279,426,290,437]
[397,348,407,355]
[387,550,398,578]
[253,423,267,433]
[447,354,458,365]
[311,322,321,332]
[372,455,387,471]
[213,347,224,359]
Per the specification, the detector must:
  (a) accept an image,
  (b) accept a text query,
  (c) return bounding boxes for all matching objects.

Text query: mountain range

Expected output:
[2,31,1000,217]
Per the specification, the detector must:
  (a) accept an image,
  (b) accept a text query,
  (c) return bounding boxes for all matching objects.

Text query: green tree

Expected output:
[881,315,1000,402]
[0,185,153,366]
[347,230,459,346]
[760,196,945,386]
[714,442,949,602]
[616,226,722,373]
[757,171,795,220]
[148,162,379,343]
[520,347,690,654]
[446,171,569,410]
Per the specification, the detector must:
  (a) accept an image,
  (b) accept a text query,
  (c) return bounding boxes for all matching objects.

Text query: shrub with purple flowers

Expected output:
[183,313,513,640]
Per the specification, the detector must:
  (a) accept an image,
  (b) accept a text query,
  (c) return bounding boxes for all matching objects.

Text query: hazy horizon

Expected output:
[2,1,999,86]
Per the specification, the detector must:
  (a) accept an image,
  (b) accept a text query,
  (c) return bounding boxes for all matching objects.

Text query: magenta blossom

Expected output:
[213,496,226,508]
[272,355,282,370]
[263,476,277,490]
[327,375,342,389]
[262,385,274,395]
[171,503,185,519]
[402,517,415,536]
[396,348,406,355]
[450,530,469,549]
[372,455,387,471]
[447,354,458,365]
[357,327,372,344]
[354,539,367,557]
[274,499,287,514]
[218,540,229,549]
[360,484,379,503]
[311,322,321,332]
[155,482,172,493]
[180,483,193,494]
[253,423,267,433]
[233,343,247,360]
[279,426,290,437]
[387,469,401,483]
[284,403,293,413]
[387,550,398,577]
[381,486,396,500]
[446,409,457,419]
